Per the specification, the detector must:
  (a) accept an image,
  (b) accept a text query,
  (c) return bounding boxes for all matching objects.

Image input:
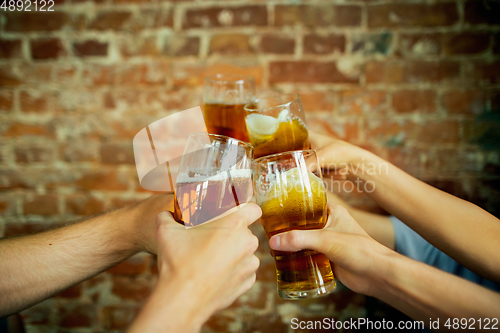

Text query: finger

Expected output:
[269,229,329,253]
[309,131,334,150]
[155,210,182,228]
[215,202,262,227]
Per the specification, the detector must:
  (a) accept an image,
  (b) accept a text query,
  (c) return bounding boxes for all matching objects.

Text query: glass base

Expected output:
[278,279,337,300]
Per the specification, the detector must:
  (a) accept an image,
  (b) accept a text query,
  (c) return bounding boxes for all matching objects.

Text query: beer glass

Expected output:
[203,74,256,142]
[173,133,254,227]
[253,150,336,299]
[244,94,310,158]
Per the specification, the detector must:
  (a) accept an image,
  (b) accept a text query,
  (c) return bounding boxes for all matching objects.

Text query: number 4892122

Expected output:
[1,0,55,11]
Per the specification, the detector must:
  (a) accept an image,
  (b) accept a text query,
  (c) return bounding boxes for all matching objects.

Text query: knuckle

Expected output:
[288,230,303,248]
[250,255,260,271]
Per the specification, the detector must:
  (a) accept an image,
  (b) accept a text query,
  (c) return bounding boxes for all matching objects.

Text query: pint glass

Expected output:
[203,74,256,142]
[173,133,254,227]
[253,150,336,299]
[244,94,310,158]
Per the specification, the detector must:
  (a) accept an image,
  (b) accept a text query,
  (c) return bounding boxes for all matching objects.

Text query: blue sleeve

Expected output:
[390,216,499,292]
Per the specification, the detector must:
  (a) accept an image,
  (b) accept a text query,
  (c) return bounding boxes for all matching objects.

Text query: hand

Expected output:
[308,131,376,181]
[127,193,176,255]
[156,203,262,318]
[268,202,395,296]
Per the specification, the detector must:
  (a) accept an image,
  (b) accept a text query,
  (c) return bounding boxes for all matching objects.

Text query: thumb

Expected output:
[269,229,331,253]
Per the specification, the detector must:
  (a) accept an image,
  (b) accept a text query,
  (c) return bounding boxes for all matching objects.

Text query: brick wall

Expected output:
[1,0,499,332]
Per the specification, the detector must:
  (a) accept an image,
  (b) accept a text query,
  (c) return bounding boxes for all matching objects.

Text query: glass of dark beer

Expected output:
[203,74,256,142]
[244,94,310,158]
[173,133,254,227]
[253,150,336,299]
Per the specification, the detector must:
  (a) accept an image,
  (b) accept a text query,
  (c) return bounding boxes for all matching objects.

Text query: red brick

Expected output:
[2,123,54,138]
[73,40,108,57]
[82,64,116,86]
[0,39,22,59]
[0,198,10,213]
[308,116,359,142]
[414,121,460,144]
[259,35,295,54]
[116,62,169,86]
[5,12,70,32]
[60,306,92,328]
[172,63,263,87]
[365,119,416,146]
[294,90,335,112]
[338,89,388,115]
[163,35,199,57]
[209,34,251,54]
[90,11,132,30]
[60,142,99,162]
[304,34,345,54]
[368,3,458,28]
[0,170,31,191]
[73,170,128,191]
[365,60,460,84]
[112,276,152,301]
[205,314,241,332]
[0,65,22,87]
[465,61,500,84]
[107,255,149,275]
[443,32,490,55]
[442,89,486,115]
[121,35,160,57]
[133,8,173,29]
[102,306,139,330]
[0,91,14,112]
[4,222,60,237]
[270,61,358,84]
[183,6,267,29]
[55,284,83,299]
[23,194,59,216]
[392,90,436,113]
[101,142,135,165]
[464,1,500,25]
[15,146,54,164]
[352,32,393,56]
[20,91,57,113]
[246,313,289,333]
[398,33,442,57]
[275,5,361,27]
[30,38,66,60]
[65,195,105,216]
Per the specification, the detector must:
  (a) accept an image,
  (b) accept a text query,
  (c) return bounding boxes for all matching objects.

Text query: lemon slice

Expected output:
[246,113,279,142]
[277,109,290,123]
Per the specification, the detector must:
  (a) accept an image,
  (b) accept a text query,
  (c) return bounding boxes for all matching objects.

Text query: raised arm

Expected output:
[269,203,500,330]
[0,193,173,317]
[311,132,500,283]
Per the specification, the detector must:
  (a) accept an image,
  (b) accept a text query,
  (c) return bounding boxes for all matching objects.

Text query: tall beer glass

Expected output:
[173,133,254,227]
[203,74,256,142]
[244,94,310,158]
[253,150,336,299]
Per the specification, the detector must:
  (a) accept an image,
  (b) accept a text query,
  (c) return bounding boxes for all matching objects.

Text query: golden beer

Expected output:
[253,151,336,299]
[245,94,310,158]
[203,103,249,142]
[203,74,255,142]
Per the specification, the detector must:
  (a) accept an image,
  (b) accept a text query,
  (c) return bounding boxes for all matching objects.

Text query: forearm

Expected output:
[0,206,142,317]
[372,251,500,330]
[351,152,500,282]
[128,276,210,333]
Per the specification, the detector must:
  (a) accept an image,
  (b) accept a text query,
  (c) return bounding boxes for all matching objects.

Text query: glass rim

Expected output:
[204,74,255,85]
[244,93,301,113]
[252,149,316,165]
[188,132,254,151]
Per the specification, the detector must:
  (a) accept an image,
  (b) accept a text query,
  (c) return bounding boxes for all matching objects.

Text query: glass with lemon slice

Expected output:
[253,150,336,299]
[244,94,310,158]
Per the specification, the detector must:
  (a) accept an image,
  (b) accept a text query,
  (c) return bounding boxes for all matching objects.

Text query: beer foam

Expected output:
[176,168,252,184]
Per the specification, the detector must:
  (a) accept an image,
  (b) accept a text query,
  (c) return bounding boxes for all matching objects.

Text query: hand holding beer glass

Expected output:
[244,94,310,158]
[203,74,256,142]
[253,150,336,299]
[173,133,254,227]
